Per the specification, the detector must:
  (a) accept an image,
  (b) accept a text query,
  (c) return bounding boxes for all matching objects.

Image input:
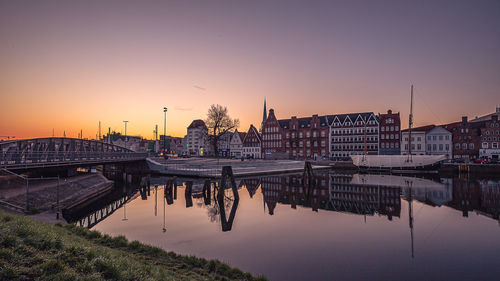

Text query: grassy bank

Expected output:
[0,210,267,281]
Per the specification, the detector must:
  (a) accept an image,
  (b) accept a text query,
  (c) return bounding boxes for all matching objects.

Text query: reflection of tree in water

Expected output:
[197,167,240,232]
[200,182,237,225]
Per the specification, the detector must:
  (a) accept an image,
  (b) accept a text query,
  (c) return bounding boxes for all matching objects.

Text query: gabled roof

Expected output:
[278,119,290,129]
[401,125,435,133]
[329,112,376,125]
[238,132,247,141]
[243,125,261,143]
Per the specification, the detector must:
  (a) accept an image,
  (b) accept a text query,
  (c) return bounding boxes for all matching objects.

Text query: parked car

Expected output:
[475,158,488,164]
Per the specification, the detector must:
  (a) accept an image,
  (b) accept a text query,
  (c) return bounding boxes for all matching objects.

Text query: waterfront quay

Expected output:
[147,157,331,178]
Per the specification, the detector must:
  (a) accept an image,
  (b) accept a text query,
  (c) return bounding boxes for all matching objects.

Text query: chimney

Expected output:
[496,107,500,113]
[387,109,392,114]
[462,116,468,124]
[269,108,274,115]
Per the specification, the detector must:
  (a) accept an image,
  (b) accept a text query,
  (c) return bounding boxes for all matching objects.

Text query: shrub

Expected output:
[110,235,128,248]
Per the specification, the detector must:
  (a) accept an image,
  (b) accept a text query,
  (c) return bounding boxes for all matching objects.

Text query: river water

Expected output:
[68,172,500,281]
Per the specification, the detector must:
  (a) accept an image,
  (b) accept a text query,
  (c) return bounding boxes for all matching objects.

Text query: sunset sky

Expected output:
[1,0,499,139]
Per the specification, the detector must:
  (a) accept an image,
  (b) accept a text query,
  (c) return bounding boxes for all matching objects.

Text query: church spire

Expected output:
[262,98,267,124]
[260,98,267,133]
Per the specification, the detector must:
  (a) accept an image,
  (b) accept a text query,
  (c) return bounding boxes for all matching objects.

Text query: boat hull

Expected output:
[350,155,446,170]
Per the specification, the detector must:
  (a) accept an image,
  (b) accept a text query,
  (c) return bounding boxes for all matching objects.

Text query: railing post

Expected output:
[56,176,60,220]
[25,178,29,212]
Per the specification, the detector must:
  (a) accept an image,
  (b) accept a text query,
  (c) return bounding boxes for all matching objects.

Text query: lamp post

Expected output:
[123,120,128,141]
[163,107,168,153]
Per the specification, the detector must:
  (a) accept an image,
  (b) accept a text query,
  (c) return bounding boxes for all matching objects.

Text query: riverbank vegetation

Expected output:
[0,210,267,281]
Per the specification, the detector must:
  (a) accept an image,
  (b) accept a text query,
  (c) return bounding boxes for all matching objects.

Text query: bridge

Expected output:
[0,137,147,171]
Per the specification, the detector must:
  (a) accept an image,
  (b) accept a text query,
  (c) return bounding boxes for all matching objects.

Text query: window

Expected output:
[445,144,449,151]
[462,143,467,149]
[306,132,310,138]
[321,131,325,137]
[381,126,385,132]
[493,143,499,149]
[469,143,474,149]
[417,137,421,142]
[439,144,443,151]
[299,132,303,138]
[482,142,488,149]
[433,136,437,141]
[396,134,399,139]
[433,144,437,151]
[439,136,443,141]
[455,143,460,149]
[427,144,432,151]
[286,133,289,138]
[445,135,449,140]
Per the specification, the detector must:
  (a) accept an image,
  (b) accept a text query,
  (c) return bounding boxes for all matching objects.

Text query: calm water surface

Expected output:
[72,172,500,281]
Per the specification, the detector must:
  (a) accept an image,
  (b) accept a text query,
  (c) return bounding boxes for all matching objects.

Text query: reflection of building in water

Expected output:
[240,178,260,198]
[346,174,452,208]
[447,179,500,224]
[260,173,401,220]
[330,174,401,220]
[260,176,283,215]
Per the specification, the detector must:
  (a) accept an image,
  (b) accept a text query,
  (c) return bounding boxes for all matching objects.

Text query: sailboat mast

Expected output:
[407,85,414,162]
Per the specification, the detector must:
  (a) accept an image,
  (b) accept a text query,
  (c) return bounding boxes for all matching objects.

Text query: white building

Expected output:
[328,112,380,158]
[426,126,452,158]
[186,120,208,156]
[401,125,434,155]
[230,129,246,158]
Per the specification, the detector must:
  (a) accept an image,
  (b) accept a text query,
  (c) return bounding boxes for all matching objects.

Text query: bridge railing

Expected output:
[0,151,148,169]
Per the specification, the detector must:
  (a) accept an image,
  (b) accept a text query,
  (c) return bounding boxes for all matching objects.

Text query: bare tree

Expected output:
[205,104,239,157]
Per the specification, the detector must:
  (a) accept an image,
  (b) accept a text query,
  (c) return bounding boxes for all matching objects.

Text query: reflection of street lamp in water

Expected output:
[154,185,158,216]
[122,202,128,221]
[162,195,166,233]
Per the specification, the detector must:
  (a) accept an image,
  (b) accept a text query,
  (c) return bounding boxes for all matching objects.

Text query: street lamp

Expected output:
[163,107,168,153]
[123,120,129,141]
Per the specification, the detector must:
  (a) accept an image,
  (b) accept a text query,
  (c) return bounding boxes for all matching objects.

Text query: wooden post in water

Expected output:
[218,166,239,232]
[220,166,239,200]
[185,181,193,208]
[303,161,315,200]
[203,180,211,206]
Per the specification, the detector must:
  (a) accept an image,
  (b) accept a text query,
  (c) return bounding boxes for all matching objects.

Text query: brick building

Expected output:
[280,114,330,159]
[444,116,484,161]
[378,109,401,155]
[479,114,500,160]
[242,124,262,159]
[261,109,286,158]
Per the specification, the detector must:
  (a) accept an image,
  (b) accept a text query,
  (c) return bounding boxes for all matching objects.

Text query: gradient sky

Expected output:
[1,0,499,139]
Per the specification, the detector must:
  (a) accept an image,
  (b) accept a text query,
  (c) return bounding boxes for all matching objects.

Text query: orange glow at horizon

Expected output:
[1,1,499,140]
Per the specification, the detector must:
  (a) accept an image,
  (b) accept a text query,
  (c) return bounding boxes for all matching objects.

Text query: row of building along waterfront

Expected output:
[111,104,500,161]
